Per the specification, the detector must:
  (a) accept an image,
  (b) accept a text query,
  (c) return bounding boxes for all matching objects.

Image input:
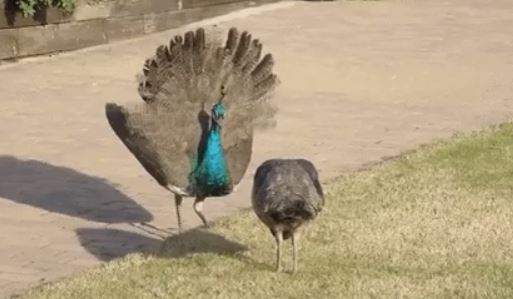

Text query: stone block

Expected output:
[45,7,73,24]
[15,19,106,57]
[181,1,255,22]
[14,25,56,57]
[73,0,113,21]
[143,1,267,35]
[52,19,107,52]
[105,15,145,42]
[110,0,179,18]
[182,0,240,9]
[0,28,17,59]
[143,10,184,34]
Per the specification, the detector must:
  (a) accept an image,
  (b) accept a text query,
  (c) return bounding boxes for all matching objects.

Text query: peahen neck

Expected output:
[189,106,232,197]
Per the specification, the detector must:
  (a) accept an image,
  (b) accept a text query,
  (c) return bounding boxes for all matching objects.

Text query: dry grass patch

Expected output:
[17,123,513,299]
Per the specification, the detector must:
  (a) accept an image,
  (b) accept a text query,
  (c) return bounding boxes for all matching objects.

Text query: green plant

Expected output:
[17,0,76,17]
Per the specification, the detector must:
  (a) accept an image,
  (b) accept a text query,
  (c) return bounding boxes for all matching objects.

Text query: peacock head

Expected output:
[211,102,225,127]
[211,85,226,128]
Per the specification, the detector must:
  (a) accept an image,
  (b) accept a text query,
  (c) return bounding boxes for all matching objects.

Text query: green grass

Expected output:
[18,123,513,299]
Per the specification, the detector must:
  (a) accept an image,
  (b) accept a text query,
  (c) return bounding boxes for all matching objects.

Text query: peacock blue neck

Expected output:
[188,103,232,197]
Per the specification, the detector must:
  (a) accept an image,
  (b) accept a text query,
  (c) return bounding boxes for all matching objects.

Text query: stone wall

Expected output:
[0,0,279,60]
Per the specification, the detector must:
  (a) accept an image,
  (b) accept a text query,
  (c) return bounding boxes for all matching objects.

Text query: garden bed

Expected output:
[0,0,279,60]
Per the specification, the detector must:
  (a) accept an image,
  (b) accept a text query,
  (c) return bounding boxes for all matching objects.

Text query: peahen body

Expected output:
[251,159,324,272]
[105,27,278,233]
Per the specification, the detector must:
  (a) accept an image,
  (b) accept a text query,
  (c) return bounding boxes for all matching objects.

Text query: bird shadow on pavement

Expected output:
[0,155,153,223]
[76,225,272,272]
[75,227,252,263]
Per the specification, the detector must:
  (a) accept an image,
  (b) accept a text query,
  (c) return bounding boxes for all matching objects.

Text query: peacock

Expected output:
[251,159,324,273]
[104,27,278,233]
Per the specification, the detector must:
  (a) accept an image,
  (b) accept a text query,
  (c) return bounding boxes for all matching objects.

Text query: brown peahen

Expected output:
[105,27,278,233]
[251,159,324,273]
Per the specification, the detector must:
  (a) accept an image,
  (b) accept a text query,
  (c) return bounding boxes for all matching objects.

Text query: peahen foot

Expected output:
[291,231,300,274]
[275,230,283,272]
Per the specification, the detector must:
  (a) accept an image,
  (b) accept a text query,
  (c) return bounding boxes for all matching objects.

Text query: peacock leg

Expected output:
[274,229,283,272]
[291,231,300,273]
[193,196,209,227]
[174,194,183,233]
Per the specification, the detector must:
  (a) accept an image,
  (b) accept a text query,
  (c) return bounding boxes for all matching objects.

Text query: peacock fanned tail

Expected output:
[105,27,279,195]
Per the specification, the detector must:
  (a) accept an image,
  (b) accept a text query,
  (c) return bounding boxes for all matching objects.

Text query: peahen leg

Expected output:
[274,229,283,272]
[174,194,183,233]
[291,231,300,273]
[193,196,209,227]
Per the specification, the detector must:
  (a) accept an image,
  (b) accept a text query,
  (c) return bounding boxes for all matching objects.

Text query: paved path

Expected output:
[2,0,513,297]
